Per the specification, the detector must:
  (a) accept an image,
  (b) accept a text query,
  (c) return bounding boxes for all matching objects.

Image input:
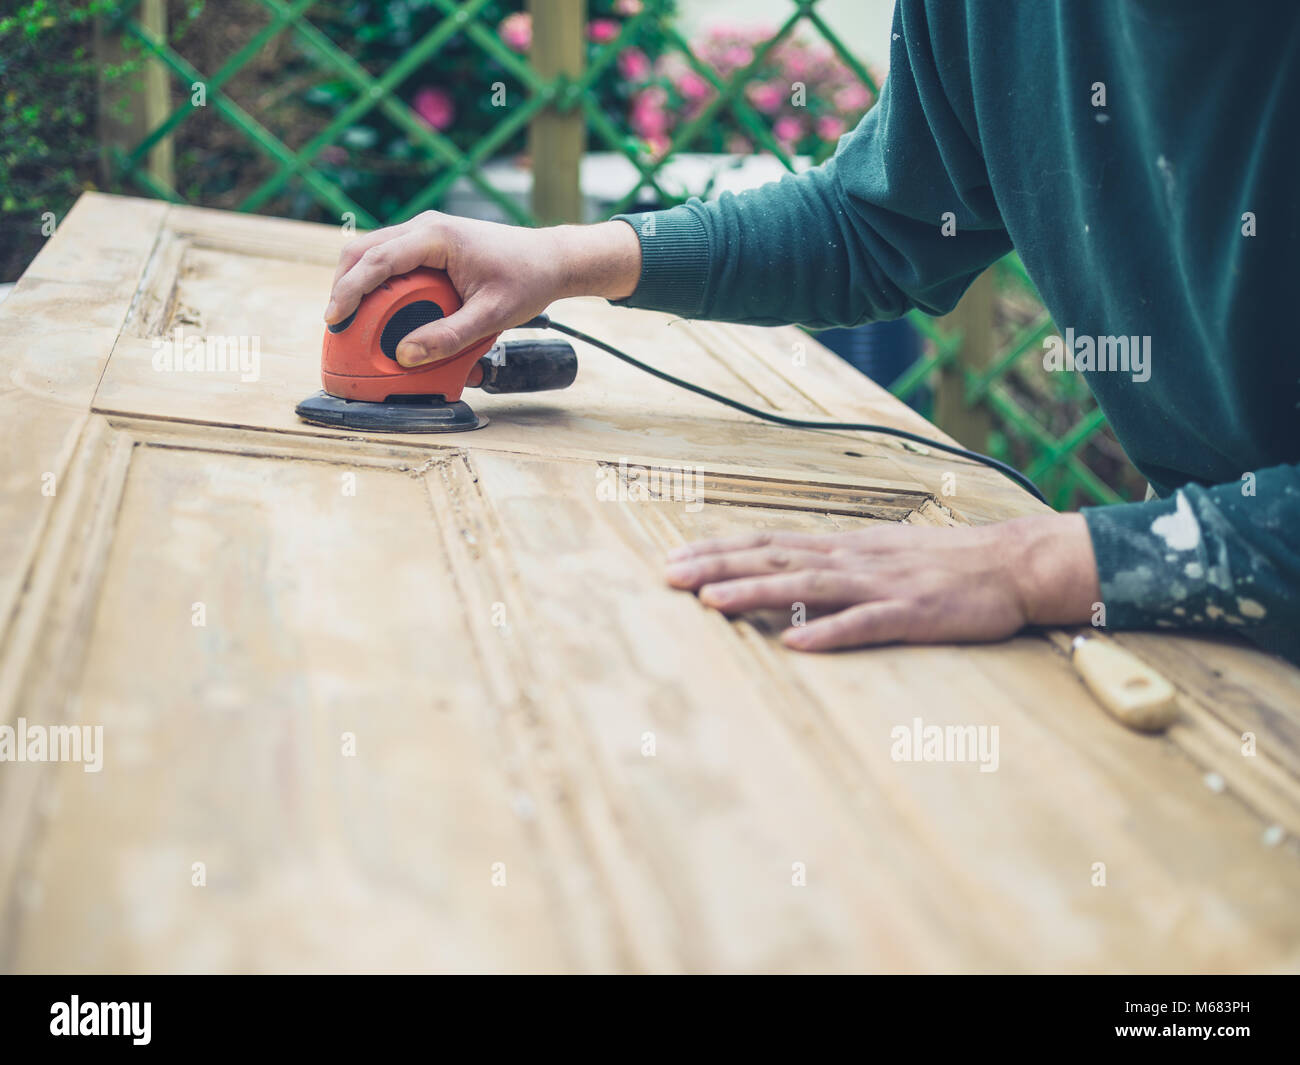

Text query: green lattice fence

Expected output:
[96,0,1143,508]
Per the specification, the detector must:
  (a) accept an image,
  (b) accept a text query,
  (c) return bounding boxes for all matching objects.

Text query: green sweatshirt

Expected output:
[613,0,1300,663]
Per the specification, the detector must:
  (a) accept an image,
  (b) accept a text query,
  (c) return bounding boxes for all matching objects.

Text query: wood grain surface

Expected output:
[1,192,1298,973]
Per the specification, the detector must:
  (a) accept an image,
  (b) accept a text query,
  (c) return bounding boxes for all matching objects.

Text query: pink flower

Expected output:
[499,12,531,53]
[816,115,846,141]
[614,0,643,14]
[722,44,753,72]
[834,82,873,113]
[773,115,804,145]
[807,43,834,72]
[726,133,752,154]
[412,87,455,131]
[700,29,759,75]
[588,18,619,44]
[781,48,810,80]
[618,47,651,82]
[630,86,669,138]
[745,81,785,114]
[676,70,712,102]
[631,108,668,139]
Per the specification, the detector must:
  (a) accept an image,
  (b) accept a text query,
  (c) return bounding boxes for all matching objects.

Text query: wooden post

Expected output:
[527,0,585,225]
[935,269,995,450]
[95,0,173,191]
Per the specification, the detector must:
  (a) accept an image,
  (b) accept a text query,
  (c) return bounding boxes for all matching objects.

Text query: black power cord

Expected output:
[530,314,1048,505]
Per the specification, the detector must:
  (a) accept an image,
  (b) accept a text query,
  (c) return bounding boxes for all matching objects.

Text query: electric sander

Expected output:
[296,266,577,432]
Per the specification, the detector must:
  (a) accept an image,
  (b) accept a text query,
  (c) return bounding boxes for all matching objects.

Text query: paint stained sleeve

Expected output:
[1082,464,1300,664]
[610,1,1012,328]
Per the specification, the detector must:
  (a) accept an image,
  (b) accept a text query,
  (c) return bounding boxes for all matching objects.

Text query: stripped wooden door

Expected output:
[3,193,1299,973]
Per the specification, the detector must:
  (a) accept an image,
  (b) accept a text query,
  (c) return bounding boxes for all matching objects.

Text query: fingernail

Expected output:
[665,563,695,584]
[666,546,693,561]
[781,628,811,649]
[324,301,337,322]
[397,342,430,367]
[699,584,729,606]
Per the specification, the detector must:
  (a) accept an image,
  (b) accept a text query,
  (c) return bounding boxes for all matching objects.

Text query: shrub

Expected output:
[624,25,877,160]
[297,0,678,219]
[0,0,123,281]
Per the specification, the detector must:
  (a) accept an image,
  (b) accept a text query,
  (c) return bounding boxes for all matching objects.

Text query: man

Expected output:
[324,1,1299,661]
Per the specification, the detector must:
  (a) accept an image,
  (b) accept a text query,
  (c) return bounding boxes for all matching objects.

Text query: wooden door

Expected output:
[3,193,1299,973]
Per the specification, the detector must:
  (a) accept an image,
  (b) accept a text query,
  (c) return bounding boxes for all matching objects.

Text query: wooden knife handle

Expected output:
[1070,636,1179,733]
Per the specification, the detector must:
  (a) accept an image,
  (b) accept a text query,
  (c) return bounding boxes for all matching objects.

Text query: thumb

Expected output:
[395,298,502,367]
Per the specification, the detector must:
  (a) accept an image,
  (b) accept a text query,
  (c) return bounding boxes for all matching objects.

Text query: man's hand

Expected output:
[664,513,1101,651]
[324,212,641,367]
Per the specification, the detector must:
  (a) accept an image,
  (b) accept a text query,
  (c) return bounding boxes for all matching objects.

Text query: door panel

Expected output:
[4,194,1300,973]
[93,205,935,493]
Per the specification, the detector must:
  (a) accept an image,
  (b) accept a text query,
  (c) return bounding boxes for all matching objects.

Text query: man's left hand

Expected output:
[664,514,1101,652]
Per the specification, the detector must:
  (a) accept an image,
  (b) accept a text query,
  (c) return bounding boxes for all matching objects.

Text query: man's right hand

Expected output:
[324,212,642,367]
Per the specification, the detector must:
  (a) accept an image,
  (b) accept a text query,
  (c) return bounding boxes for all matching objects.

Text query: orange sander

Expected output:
[296,266,577,432]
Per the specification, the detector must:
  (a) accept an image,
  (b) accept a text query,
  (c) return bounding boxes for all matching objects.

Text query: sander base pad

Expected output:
[295,391,488,433]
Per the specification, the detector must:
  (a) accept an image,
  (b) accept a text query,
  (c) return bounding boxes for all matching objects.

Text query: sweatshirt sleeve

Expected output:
[1083,465,1300,661]
[611,1,1012,328]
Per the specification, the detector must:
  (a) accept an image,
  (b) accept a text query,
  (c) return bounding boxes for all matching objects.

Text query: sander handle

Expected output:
[474,338,578,394]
